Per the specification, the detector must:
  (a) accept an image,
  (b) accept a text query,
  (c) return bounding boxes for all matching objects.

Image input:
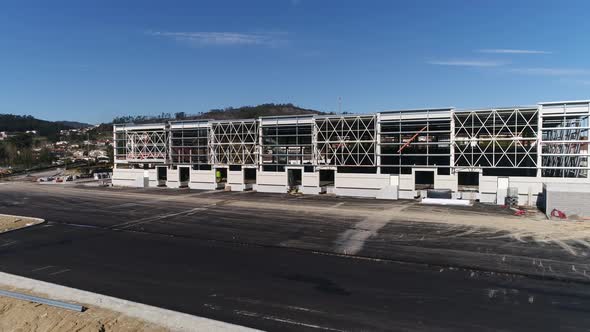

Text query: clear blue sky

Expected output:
[1,0,589,124]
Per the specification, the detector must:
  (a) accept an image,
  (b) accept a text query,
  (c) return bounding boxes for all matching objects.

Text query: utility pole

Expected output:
[338,96,342,114]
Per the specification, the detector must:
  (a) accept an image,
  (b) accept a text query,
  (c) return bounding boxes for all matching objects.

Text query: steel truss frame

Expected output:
[379,110,452,173]
[314,116,376,166]
[210,120,258,165]
[169,127,209,165]
[260,122,313,168]
[453,108,538,169]
[124,129,168,162]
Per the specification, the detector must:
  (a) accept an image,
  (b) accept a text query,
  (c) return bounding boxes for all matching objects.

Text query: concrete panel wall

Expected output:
[335,173,390,189]
[228,170,244,185]
[257,171,286,193]
[479,175,498,194]
[544,183,590,219]
[112,168,145,187]
[166,168,180,188]
[302,173,319,187]
[398,174,413,190]
[189,170,216,190]
[258,172,286,186]
[333,187,380,198]
[301,186,322,195]
[146,169,157,187]
[435,175,458,191]
[301,172,321,195]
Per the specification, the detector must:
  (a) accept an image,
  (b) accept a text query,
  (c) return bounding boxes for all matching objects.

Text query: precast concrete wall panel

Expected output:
[112,168,146,188]
[544,183,590,219]
[302,173,319,187]
[189,170,216,190]
[335,173,390,189]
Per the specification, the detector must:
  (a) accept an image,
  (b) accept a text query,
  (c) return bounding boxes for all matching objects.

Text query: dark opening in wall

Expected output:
[381,167,400,174]
[415,171,434,190]
[337,167,377,174]
[458,172,479,187]
[229,165,242,171]
[262,165,285,172]
[193,164,212,170]
[482,168,536,177]
[304,166,314,173]
[319,169,335,186]
[288,168,302,187]
[244,168,256,183]
[179,167,190,184]
[401,167,412,174]
[437,168,450,175]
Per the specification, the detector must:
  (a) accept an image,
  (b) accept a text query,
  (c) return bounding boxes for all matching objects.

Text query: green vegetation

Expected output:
[0,133,54,169]
[0,114,79,141]
[113,103,326,124]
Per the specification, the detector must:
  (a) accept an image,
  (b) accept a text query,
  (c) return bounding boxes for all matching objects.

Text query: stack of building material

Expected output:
[505,187,519,207]
[543,183,590,220]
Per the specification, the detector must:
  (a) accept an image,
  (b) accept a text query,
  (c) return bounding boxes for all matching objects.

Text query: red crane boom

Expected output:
[397,126,427,153]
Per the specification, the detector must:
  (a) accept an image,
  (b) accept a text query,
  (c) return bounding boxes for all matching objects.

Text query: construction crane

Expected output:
[397,126,427,153]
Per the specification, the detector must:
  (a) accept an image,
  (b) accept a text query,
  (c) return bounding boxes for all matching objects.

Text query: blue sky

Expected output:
[1,0,589,124]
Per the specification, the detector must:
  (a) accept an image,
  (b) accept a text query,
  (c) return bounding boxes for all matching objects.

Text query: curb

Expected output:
[0,271,259,332]
[0,214,45,235]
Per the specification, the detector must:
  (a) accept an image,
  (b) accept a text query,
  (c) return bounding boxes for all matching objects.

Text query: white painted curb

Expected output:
[0,214,44,224]
[0,271,260,332]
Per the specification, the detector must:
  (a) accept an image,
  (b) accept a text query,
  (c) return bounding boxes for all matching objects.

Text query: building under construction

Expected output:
[113,100,590,205]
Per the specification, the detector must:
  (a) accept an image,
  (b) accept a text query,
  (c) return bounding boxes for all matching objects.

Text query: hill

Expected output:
[113,103,327,124]
[195,103,326,120]
[0,114,76,140]
[55,120,92,129]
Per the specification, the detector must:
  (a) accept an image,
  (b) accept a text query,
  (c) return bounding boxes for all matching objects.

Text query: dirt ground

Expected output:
[0,286,168,332]
[0,215,43,234]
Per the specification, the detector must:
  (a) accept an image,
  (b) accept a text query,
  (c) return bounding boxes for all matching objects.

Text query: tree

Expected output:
[8,133,33,149]
[38,148,54,165]
[106,145,114,163]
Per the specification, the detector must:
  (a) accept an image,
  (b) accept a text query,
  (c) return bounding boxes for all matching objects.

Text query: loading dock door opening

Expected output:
[244,168,256,184]
[458,172,479,190]
[179,167,190,187]
[288,169,302,188]
[157,167,167,187]
[415,171,434,190]
[319,170,335,186]
[216,168,227,184]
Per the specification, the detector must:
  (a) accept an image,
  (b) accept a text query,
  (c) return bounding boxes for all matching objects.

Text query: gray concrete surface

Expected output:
[1,183,590,331]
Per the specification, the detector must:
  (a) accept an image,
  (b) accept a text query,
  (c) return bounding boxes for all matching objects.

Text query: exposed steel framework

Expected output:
[114,100,590,179]
[315,115,376,167]
[210,120,258,165]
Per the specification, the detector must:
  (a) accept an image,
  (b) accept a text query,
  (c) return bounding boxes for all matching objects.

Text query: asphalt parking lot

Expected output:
[1,183,590,331]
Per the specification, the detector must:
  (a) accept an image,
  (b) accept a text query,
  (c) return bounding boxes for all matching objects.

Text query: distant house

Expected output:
[25,130,38,135]
[89,149,106,158]
[72,150,85,158]
[0,131,18,141]
[96,139,110,147]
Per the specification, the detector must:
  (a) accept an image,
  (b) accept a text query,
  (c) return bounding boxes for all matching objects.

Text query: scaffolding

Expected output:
[380,109,452,174]
[169,121,210,166]
[453,108,538,175]
[540,102,590,178]
[259,116,314,171]
[113,100,590,181]
[210,120,258,165]
[315,115,376,167]
[114,125,168,163]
